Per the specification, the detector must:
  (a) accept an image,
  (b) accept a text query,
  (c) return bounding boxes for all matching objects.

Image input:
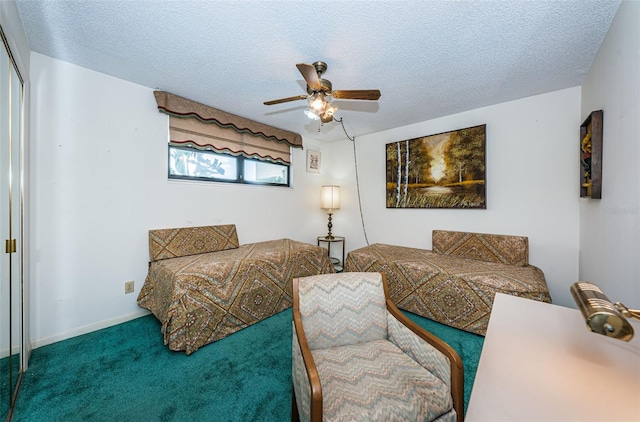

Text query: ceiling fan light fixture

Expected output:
[306,94,338,122]
[322,104,338,119]
[304,109,320,120]
[320,113,335,124]
[309,92,326,113]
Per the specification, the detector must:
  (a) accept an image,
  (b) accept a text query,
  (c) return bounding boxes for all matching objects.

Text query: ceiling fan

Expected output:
[264,61,381,123]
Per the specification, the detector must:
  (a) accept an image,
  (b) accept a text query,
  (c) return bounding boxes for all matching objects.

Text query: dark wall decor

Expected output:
[580,110,603,199]
[386,124,486,209]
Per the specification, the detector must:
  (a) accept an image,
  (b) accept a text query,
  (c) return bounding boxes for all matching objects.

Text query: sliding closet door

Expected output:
[0,27,24,419]
[0,33,8,417]
[9,44,22,413]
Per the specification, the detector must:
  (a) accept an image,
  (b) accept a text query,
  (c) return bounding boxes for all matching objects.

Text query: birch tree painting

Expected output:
[386,125,486,208]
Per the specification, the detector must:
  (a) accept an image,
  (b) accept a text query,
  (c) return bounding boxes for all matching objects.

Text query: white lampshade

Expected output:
[321,185,340,210]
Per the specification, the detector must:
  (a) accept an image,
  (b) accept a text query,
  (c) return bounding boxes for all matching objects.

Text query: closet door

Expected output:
[0,29,23,419]
[0,36,10,418]
[9,42,23,413]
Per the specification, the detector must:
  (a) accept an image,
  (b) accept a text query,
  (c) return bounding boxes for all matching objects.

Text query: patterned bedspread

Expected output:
[344,243,550,336]
[138,238,334,354]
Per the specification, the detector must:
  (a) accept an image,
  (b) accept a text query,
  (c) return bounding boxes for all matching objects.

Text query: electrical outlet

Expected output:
[124,281,135,294]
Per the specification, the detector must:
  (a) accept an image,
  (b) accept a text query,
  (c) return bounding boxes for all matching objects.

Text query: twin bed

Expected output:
[344,230,551,336]
[139,225,551,353]
[137,225,334,354]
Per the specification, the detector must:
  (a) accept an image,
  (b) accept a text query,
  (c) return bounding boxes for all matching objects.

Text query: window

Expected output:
[169,145,290,186]
[155,91,302,188]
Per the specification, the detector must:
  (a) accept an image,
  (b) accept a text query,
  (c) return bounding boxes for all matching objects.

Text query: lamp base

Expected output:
[326,212,334,239]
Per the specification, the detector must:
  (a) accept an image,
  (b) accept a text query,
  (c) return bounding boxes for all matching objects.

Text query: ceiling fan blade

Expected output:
[332,90,381,101]
[296,63,322,90]
[263,94,308,106]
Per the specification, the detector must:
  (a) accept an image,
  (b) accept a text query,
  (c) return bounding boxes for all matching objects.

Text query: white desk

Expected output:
[466,293,640,422]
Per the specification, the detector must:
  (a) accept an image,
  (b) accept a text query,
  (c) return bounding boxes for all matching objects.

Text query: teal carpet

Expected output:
[12,309,483,421]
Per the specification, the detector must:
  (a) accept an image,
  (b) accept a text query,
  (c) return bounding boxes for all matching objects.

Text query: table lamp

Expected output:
[320,185,340,239]
[570,281,640,341]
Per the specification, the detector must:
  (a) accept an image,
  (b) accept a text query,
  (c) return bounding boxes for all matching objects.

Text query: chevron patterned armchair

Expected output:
[292,272,464,422]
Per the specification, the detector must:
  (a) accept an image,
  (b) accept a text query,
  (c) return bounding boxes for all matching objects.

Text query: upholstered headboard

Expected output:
[148,224,239,261]
[432,230,529,266]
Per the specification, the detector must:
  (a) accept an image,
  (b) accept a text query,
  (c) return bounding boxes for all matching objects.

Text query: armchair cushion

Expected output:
[313,339,454,421]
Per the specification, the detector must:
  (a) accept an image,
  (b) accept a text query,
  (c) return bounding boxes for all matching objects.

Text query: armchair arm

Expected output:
[292,279,323,422]
[382,275,464,422]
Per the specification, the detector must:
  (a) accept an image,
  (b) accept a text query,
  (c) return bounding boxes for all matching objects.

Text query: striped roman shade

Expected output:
[154,91,302,164]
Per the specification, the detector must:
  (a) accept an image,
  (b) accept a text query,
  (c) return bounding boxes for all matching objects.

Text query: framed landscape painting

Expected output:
[386,124,486,209]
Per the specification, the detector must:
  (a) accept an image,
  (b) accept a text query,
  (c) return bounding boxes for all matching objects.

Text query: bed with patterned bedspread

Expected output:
[137,224,334,354]
[344,230,551,336]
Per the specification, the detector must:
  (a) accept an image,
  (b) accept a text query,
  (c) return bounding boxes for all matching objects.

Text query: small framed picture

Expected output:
[307,150,321,173]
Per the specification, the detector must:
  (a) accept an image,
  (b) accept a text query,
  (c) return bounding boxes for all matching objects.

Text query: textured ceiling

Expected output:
[16,0,621,142]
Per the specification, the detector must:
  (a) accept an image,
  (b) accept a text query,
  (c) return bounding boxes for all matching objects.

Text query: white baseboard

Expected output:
[0,345,20,360]
[30,309,152,350]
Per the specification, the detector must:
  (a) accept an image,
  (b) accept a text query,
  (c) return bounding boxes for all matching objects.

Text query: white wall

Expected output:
[29,3,636,344]
[579,0,640,306]
[29,53,330,346]
[325,87,582,307]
